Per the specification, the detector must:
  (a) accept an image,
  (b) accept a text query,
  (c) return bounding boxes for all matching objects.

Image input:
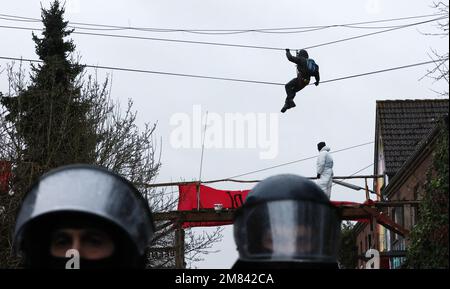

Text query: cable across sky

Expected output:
[140,141,377,191]
[0,16,446,51]
[0,56,446,86]
[0,12,446,34]
[226,141,375,179]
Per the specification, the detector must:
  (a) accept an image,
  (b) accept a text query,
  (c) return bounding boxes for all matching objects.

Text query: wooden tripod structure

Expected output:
[151,200,417,268]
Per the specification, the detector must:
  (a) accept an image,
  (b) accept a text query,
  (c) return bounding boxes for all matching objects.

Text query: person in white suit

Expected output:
[316,142,334,199]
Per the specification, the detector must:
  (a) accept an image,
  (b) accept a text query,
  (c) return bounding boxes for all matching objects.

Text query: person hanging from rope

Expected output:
[281,49,320,113]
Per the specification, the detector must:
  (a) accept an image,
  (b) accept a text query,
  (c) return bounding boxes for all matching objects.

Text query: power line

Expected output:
[0,16,446,51]
[144,142,375,194]
[0,55,282,85]
[226,141,374,179]
[0,56,446,86]
[331,163,374,188]
[142,174,383,191]
[349,163,374,177]
[315,58,449,85]
[0,12,446,34]
[0,24,278,51]
[302,16,446,50]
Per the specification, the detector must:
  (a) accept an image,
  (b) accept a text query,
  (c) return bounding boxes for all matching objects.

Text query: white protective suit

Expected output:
[316,146,334,198]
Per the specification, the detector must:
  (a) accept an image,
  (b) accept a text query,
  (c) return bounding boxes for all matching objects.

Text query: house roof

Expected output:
[383,115,448,199]
[375,99,449,177]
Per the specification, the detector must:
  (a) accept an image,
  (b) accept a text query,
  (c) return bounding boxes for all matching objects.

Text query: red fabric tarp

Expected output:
[178,184,250,228]
[0,161,11,194]
[177,184,373,227]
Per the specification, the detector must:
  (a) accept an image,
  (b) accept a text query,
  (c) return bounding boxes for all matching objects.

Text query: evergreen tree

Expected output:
[0,1,97,267]
[1,1,96,174]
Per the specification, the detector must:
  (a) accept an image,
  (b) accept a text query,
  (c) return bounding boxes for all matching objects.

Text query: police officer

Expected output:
[13,164,155,269]
[232,174,341,269]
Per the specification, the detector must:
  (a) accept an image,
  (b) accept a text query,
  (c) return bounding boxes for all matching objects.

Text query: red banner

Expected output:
[0,161,12,194]
[177,184,250,228]
[177,184,371,227]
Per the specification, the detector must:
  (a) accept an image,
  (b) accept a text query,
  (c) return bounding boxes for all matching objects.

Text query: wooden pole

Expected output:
[365,178,370,201]
[174,223,185,269]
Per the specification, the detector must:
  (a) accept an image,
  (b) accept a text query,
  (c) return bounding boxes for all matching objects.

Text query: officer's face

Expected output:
[50,228,115,259]
[261,224,314,254]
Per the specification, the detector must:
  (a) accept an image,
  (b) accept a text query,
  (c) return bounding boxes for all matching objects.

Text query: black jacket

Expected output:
[286,50,320,84]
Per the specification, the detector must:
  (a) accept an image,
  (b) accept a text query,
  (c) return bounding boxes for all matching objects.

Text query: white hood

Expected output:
[320,146,331,152]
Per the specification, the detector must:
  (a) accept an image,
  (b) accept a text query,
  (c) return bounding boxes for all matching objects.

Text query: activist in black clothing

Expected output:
[281,49,320,113]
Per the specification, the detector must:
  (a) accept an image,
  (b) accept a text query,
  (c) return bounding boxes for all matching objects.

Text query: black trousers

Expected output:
[284,77,310,103]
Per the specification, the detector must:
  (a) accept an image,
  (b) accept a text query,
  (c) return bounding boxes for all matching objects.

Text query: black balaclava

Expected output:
[317,142,326,152]
[297,49,309,58]
[22,212,144,269]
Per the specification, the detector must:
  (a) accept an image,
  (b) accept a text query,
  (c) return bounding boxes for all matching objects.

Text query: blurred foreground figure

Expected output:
[13,164,155,269]
[232,174,341,269]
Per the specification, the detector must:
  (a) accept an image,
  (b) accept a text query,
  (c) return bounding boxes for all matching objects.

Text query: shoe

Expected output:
[281,100,296,113]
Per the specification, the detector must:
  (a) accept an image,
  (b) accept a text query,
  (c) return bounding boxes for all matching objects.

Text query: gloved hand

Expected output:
[315,81,319,86]
[317,174,321,179]
[285,48,290,53]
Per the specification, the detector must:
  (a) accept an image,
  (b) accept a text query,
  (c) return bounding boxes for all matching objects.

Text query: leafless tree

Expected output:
[0,61,223,268]
[420,2,449,96]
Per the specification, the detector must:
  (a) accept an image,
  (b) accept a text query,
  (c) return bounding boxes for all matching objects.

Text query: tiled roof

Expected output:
[375,99,449,177]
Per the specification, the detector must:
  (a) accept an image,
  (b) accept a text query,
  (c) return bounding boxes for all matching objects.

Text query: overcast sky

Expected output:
[0,0,448,268]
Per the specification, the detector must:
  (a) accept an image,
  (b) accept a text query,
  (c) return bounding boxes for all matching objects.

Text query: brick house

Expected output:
[355,99,449,269]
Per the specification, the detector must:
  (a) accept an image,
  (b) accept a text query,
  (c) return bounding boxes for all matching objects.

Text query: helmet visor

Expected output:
[14,165,154,256]
[234,200,341,263]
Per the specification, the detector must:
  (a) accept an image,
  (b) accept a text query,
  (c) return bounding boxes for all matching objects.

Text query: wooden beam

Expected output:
[374,201,420,207]
[155,207,374,222]
[153,204,411,237]
[363,207,410,237]
[339,207,371,220]
[137,175,386,188]
[154,209,236,222]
